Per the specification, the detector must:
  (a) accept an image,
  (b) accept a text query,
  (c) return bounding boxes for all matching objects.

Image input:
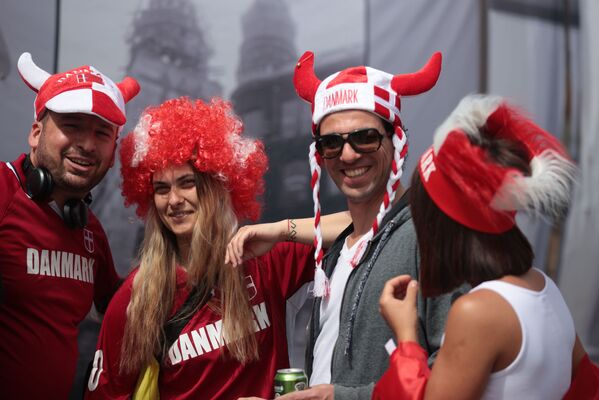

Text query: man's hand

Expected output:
[225,221,287,268]
[379,275,419,343]
[276,384,334,399]
[237,384,334,400]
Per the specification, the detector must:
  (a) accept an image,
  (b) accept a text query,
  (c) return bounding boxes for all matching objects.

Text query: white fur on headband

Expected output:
[492,150,577,216]
[433,94,503,152]
[436,94,576,217]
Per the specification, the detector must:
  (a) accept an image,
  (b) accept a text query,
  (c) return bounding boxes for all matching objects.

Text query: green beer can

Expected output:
[273,368,308,397]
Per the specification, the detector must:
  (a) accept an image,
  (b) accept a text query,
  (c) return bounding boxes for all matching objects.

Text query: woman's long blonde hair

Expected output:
[119,172,259,373]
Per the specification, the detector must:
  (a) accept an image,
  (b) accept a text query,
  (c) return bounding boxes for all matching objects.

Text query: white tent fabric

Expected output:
[368,0,481,185]
[487,6,580,269]
[560,0,599,362]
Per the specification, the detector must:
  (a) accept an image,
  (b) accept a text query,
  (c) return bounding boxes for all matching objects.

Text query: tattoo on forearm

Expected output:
[288,219,297,242]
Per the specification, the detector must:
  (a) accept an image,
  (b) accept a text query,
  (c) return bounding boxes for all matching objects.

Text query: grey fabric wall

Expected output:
[0,0,56,160]
[561,0,599,363]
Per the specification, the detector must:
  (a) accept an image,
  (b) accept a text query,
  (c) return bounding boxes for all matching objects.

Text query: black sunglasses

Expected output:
[314,128,386,159]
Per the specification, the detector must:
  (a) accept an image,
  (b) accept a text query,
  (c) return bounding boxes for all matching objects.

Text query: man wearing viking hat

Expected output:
[232,53,465,399]
[0,53,139,398]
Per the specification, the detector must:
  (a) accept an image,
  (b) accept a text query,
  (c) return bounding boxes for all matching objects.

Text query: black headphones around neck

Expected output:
[22,155,91,229]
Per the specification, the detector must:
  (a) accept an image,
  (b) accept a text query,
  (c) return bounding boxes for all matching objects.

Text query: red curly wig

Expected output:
[120,97,268,221]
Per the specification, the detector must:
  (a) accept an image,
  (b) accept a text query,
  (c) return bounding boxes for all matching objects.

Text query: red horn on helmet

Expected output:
[391,52,442,96]
[117,77,141,104]
[293,51,322,103]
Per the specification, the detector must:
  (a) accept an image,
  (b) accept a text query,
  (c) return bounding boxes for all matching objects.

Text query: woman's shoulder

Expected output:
[444,289,521,363]
[442,290,519,360]
[245,242,314,269]
[112,266,140,294]
[270,241,314,256]
[104,268,140,317]
[447,290,518,336]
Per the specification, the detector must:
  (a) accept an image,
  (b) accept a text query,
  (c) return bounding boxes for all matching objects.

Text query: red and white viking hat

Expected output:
[294,51,442,297]
[419,94,576,234]
[17,52,140,128]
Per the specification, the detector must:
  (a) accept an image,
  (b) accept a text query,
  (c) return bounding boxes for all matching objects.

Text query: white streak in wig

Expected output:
[131,114,156,167]
[491,150,577,216]
[433,94,503,152]
[227,132,257,170]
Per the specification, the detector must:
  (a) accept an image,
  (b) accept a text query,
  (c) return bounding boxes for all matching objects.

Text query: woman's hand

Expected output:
[225,221,287,268]
[379,275,419,343]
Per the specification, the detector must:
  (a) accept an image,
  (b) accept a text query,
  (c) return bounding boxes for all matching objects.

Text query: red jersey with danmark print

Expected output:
[0,154,120,399]
[85,242,314,399]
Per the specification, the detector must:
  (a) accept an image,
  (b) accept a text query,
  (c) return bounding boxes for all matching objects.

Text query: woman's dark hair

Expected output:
[410,130,534,297]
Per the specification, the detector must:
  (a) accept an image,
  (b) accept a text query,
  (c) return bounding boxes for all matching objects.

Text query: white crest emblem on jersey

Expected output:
[83,229,94,253]
[244,274,257,300]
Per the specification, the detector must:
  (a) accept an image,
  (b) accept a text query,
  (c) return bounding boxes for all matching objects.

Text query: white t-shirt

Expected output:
[310,232,372,385]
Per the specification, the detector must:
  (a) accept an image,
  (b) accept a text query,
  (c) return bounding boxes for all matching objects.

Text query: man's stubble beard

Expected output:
[34,133,106,196]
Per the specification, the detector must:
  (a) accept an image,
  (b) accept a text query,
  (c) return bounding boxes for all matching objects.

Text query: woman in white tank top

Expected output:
[373,95,598,400]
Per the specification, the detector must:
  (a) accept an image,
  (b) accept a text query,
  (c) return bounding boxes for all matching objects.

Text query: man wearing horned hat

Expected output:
[0,52,139,398]
[233,52,465,399]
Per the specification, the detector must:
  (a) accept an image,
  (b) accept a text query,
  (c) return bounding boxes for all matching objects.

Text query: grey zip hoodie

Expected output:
[305,191,466,399]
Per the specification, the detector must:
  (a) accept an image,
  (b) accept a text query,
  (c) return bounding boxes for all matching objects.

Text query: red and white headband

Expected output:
[419,95,575,234]
[17,52,140,127]
[294,51,442,297]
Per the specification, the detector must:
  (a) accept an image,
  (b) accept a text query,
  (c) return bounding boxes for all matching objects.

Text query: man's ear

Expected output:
[109,145,116,168]
[109,131,119,168]
[28,120,43,149]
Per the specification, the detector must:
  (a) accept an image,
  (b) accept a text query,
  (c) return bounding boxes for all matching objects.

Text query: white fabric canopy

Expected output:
[560,0,599,361]
[368,0,481,185]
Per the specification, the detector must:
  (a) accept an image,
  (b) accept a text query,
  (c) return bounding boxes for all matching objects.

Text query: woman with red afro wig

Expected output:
[85,97,326,399]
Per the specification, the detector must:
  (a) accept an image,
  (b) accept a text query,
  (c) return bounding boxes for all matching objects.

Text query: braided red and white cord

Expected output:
[309,142,329,297]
